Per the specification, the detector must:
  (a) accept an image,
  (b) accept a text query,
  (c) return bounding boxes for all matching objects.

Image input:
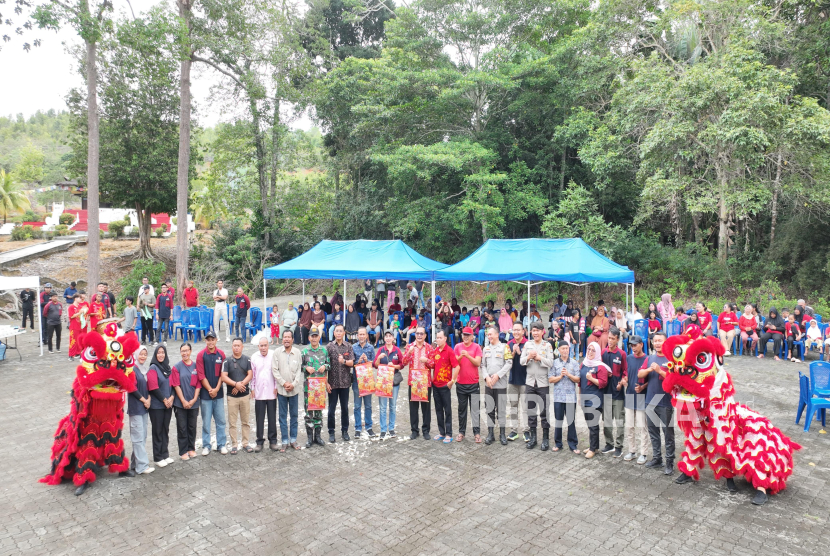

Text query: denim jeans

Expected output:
[352,379,373,431]
[200,397,227,450]
[129,413,150,473]
[156,317,170,343]
[378,384,400,433]
[278,394,299,443]
[234,310,248,341]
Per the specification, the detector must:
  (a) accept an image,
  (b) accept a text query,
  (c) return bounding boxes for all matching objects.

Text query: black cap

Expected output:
[557,340,570,349]
[629,334,643,345]
[205,331,217,339]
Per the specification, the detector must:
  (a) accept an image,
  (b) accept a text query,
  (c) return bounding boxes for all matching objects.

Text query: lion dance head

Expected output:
[661,326,725,402]
[76,321,140,398]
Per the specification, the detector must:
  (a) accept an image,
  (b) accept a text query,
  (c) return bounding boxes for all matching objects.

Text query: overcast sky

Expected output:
[0,0,311,129]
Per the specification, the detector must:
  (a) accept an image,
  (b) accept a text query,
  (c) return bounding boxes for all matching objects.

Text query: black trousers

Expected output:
[760,332,783,357]
[409,386,431,436]
[785,334,802,357]
[647,405,675,464]
[141,316,154,343]
[553,402,579,450]
[255,399,278,445]
[328,387,350,434]
[174,406,198,455]
[41,316,48,343]
[433,385,452,437]
[484,386,507,428]
[21,305,34,329]
[46,323,61,351]
[456,383,480,435]
[148,407,172,461]
[526,384,550,429]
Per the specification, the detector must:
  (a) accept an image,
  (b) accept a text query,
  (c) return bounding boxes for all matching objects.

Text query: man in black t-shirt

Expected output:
[19,287,35,330]
[222,338,253,454]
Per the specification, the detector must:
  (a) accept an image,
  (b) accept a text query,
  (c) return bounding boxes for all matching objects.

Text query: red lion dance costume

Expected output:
[40,322,139,496]
[662,328,801,505]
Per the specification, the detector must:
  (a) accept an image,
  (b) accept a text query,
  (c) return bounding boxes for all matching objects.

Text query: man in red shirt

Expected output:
[388,297,402,314]
[234,287,251,341]
[182,280,199,308]
[453,326,483,443]
[401,326,435,440]
[431,329,459,443]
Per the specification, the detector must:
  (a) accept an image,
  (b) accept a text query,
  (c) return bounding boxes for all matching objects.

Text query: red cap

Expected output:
[462,326,474,335]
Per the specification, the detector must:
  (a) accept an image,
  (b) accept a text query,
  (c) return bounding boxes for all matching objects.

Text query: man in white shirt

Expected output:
[282,302,299,339]
[137,276,155,299]
[212,279,230,342]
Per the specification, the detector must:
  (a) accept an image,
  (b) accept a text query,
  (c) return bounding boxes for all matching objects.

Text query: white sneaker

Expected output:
[140,468,155,475]
[156,459,168,468]
[724,350,731,356]
[226,337,231,343]
[201,447,210,456]
[636,454,648,465]
[164,457,174,464]
[220,446,228,455]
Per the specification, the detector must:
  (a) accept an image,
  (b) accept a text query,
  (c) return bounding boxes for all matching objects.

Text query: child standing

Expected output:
[269,304,280,344]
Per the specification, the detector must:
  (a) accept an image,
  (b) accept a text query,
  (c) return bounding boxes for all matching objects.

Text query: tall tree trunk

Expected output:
[717,176,729,263]
[770,151,783,244]
[86,38,101,289]
[559,149,566,191]
[136,203,154,259]
[249,98,269,246]
[670,193,682,245]
[267,96,281,247]
[176,0,193,299]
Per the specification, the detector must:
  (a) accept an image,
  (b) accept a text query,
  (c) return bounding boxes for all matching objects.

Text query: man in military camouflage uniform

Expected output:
[302,325,330,447]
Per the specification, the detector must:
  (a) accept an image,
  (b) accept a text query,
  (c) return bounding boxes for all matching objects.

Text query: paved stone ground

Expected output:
[0,329,827,556]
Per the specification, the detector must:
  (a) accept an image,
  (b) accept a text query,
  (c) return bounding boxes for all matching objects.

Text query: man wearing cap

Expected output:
[196,331,228,455]
[271,330,303,451]
[282,302,299,340]
[481,325,513,445]
[39,283,53,345]
[549,340,580,452]
[401,326,434,439]
[326,324,353,442]
[453,326,483,443]
[137,285,156,345]
[521,321,554,450]
[303,325,330,447]
[623,335,649,463]
[63,281,78,304]
[352,328,377,438]
[431,329,459,443]
[212,280,230,342]
[222,337,253,454]
[506,322,529,442]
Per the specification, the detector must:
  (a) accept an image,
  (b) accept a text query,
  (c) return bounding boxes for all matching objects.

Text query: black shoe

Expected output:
[540,429,550,452]
[389,430,396,437]
[522,431,530,442]
[526,428,537,450]
[507,431,519,441]
[484,427,495,446]
[74,482,89,496]
[644,458,663,468]
[410,432,419,440]
[342,431,351,442]
[726,478,738,493]
[328,432,336,444]
[354,431,361,439]
[675,473,695,485]
[751,490,768,506]
[380,432,386,439]
[663,463,674,475]
[367,428,377,438]
[601,444,615,455]
[499,427,507,445]
[119,469,136,478]
[613,448,623,458]
[313,428,325,447]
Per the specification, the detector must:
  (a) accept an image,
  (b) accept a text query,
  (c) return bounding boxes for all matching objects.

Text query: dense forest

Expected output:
[3,0,830,305]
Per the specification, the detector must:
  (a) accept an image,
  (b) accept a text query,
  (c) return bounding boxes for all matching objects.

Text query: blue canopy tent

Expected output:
[262,239,448,328]
[433,238,635,330]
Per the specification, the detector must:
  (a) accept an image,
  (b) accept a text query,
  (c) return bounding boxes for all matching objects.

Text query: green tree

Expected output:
[12,141,45,187]
[0,168,31,224]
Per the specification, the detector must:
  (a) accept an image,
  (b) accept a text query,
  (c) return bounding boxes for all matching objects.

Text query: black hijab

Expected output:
[767,307,785,331]
[792,307,804,325]
[345,304,361,331]
[150,345,171,377]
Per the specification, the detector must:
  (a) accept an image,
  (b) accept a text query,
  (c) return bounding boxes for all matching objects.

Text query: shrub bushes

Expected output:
[108,218,129,238]
[58,213,75,225]
[11,225,33,241]
[21,210,39,222]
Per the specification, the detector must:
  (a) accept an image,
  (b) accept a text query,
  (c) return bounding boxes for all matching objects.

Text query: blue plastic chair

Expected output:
[795,373,826,428]
[815,314,823,323]
[666,319,682,337]
[802,363,830,431]
[633,319,649,355]
[197,309,212,341]
[170,305,183,337]
[174,309,189,340]
[180,309,199,341]
[152,309,159,335]
[245,307,263,338]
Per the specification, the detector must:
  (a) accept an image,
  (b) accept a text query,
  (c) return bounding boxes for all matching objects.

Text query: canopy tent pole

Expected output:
[302,280,305,305]
[343,279,347,328]
[263,279,267,315]
[36,284,42,357]
[527,281,531,322]
[625,284,628,319]
[584,285,588,313]
[631,282,635,315]
[431,281,436,341]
